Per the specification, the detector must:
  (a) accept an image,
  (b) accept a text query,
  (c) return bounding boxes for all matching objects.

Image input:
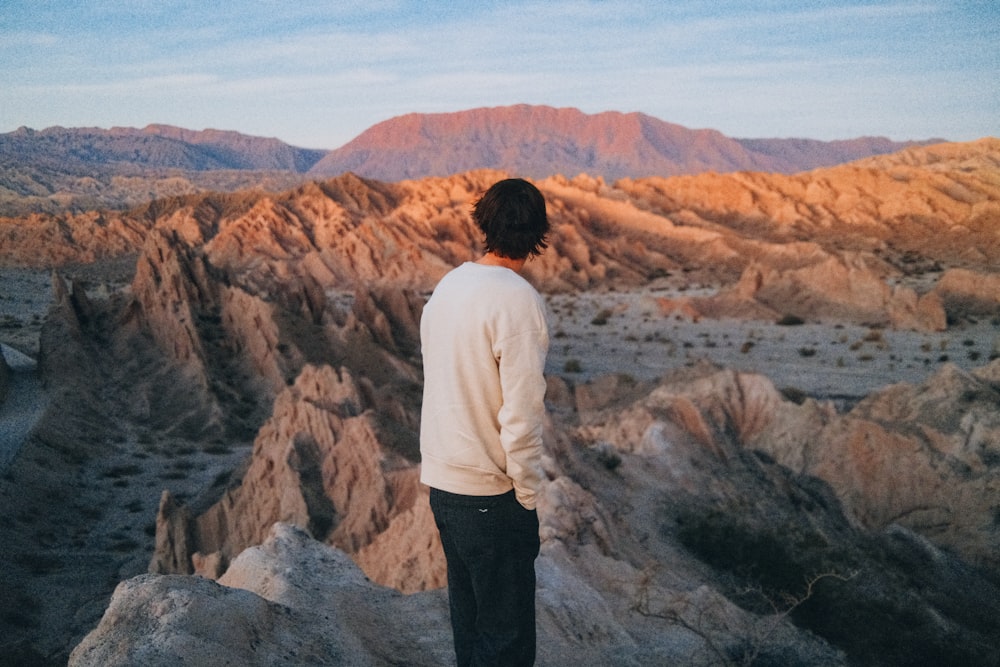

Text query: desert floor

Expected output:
[544,287,1000,402]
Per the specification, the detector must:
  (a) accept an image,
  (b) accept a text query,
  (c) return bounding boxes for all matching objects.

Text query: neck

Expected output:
[476,252,526,273]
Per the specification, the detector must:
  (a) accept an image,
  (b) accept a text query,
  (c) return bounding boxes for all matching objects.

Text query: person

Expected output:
[420,177,551,667]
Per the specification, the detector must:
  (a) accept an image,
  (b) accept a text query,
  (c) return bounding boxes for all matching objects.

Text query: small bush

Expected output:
[111,538,140,553]
[102,464,141,479]
[591,308,613,326]
[776,314,805,326]
[203,442,232,455]
[862,329,884,343]
[780,387,808,405]
[594,443,622,470]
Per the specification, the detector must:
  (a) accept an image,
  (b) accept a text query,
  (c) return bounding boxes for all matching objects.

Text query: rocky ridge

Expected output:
[0,139,999,664]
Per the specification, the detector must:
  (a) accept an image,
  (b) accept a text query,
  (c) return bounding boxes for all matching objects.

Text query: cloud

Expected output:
[1,1,995,146]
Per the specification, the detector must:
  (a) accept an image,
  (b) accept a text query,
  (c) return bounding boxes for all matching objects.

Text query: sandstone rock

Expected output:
[72,524,454,667]
[641,362,1000,572]
[149,490,194,575]
[82,516,847,666]
[557,364,1000,664]
[151,364,442,591]
[712,254,947,330]
[931,268,1000,319]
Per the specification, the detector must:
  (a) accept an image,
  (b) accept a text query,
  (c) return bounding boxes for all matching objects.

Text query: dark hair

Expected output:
[473,178,549,259]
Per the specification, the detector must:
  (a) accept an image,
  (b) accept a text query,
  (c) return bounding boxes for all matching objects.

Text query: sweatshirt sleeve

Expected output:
[495,303,549,509]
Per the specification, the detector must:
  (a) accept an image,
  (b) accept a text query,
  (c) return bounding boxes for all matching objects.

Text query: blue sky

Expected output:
[2,1,997,149]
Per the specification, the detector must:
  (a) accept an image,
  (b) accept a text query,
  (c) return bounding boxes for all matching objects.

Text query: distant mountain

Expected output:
[0,126,325,216]
[308,105,944,180]
[0,108,949,216]
[0,125,326,173]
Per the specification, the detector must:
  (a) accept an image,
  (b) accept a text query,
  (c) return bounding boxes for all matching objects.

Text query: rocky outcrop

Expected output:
[0,210,151,264]
[562,363,1000,664]
[79,520,846,667]
[699,254,948,329]
[803,361,1000,569]
[931,268,1000,319]
[581,360,1000,572]
[72,524,455,667]
[79,354,1000,666]
[151,364,440,592]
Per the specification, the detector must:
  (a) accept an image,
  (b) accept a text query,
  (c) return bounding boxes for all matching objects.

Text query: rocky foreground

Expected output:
[1,140,1000,665]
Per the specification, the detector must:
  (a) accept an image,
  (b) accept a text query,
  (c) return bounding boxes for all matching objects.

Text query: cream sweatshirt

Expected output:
[419,262,549,509]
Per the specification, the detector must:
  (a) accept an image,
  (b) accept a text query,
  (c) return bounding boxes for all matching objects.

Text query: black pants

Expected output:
[430,487,540,667]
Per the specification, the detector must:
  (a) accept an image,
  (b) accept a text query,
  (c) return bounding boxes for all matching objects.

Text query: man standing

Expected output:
[420,178,550,667]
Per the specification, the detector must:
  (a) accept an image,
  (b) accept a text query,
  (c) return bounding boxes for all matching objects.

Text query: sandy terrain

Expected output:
[544,286,1000,405]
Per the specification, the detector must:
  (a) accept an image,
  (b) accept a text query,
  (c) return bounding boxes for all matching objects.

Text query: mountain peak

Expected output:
[308,104,937,181]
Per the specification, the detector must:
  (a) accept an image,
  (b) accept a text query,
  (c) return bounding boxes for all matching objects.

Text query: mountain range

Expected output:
[0,105,945,216]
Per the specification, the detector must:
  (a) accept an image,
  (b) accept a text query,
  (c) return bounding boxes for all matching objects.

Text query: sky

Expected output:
[2,1,997,149]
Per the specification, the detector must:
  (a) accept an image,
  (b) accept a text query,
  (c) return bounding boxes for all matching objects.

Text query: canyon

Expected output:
[0,136,999,665]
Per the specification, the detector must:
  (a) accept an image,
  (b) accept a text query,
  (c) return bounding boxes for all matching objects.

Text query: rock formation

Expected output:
[701,254,948,330]
[4,139,998,329]
[1,138,999,665]
[151,364,441,593]
[71,524,455,667]
[71,356,1000,665]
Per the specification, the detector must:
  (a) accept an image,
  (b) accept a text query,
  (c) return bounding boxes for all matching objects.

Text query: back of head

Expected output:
[473,178,549,260]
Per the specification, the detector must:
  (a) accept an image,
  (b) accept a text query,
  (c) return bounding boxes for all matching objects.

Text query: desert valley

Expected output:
[1,107,1000,666]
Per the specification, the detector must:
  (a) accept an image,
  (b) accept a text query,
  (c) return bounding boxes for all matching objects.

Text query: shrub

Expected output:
[780,387,808,405]
[103,464,142,479]
[776,314,805,326]
[591,308,613,326]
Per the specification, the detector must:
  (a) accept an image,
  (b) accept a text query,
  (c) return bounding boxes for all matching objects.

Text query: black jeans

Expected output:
[430,487,540,667]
